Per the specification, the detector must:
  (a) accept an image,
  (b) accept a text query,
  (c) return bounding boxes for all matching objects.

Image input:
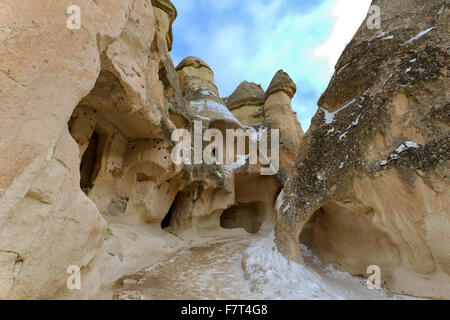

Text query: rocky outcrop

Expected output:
[2,0,446,301]
[0,0,293,298]
[226,81,265,127]
[227,81,265,110]
[275,0,449,299]
[266,70,297,100]
[168,58,282,236]
[264,70,304,174]
[0,0,189,299]
[226,71,304,176]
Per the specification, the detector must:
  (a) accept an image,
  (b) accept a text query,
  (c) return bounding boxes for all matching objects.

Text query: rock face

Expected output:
[275,0,449,299]
[0,0,298,299]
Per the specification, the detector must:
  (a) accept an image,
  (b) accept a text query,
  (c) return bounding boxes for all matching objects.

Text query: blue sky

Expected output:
[170,0,372,130]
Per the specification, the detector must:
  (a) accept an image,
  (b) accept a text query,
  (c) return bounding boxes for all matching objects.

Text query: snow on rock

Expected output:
[319,99,356,124]
[275,189,294,214]
[339,155,349,169]
[383,141,421,162]
[243,233,395,300]
[336,63,349,75]
[376,31,388,39]
[190,99,240,123]
[398,141,420,152]
[275,189,285,211]
[200,89,218,97]
[401,27,435,46]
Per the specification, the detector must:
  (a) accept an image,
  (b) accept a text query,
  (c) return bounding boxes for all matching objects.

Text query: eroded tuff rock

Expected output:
[276,0,449,299]
[226,81,265,111]
[226,71,304,175]
[0,0,189,299]
[266,70,297,100]
[264,70,304,174]
[226,81,265,128]
[168,57,282,236]
[0,0,296,299]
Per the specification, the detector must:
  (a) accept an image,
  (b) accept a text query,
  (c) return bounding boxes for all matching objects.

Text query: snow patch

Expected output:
[320,99,356,124]
[376,31,387,39]
[339,155,349,169]
[401,27,435,46]
[200,90,218,97]
[243,233,393,300]
[336,63,349,75]
[190,99,239,122]
[385,141,421,162]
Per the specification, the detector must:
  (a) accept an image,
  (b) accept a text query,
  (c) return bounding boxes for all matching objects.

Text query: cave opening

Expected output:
[299,200,400,277]
[161,200,176,229]
[80,130,103,194]
[220,201,266,234]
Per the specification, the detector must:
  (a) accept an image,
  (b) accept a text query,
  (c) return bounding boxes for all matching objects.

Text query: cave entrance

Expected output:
[79,130,105,194]
[161,199,176,229]
[220,201,266,234]
[299,200,400,276]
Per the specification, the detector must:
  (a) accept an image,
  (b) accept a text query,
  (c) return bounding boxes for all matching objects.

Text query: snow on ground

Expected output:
[243,233,415,300]
[107,232,421,300]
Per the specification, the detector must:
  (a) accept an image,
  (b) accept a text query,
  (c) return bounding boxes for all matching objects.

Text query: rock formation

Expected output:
[0,0,448,301]
[0,0,191,299]
[275,0,449,299]
[226,71,304,176]
[0,0,297,299]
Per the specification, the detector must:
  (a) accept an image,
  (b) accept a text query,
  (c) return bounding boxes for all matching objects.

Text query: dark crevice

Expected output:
[80,130,105,194]
[161,200,176,229]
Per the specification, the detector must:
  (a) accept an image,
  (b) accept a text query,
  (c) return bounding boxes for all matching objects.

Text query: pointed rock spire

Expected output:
[151,0,177,51]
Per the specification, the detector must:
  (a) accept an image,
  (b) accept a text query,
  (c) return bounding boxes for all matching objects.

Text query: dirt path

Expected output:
[96,233,417,300]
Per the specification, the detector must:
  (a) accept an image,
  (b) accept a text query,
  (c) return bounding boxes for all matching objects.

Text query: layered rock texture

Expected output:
[275,0,449,299]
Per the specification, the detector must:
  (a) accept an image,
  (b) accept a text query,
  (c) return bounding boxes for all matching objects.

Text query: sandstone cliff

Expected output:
[0,0,298,299]
[275,0,449,299]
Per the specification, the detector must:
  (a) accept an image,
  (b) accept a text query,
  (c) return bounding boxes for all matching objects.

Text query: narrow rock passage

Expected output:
[99,235,260,300]
[98,233,418,300]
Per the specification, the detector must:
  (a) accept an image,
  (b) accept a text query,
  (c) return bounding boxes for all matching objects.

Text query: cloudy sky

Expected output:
[170,0,372,130]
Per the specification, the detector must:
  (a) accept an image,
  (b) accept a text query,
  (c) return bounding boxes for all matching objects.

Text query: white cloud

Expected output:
[314,0,372,72]
[171,0,373,131]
